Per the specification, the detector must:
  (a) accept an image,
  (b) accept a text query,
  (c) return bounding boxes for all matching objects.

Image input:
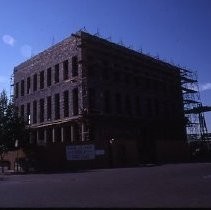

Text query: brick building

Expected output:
[13,31,187,169]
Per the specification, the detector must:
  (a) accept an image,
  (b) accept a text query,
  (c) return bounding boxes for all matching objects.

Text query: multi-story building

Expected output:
[13,31,187,169]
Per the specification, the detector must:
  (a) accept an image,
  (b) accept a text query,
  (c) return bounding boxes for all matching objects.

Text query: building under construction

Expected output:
[13,30,209,170]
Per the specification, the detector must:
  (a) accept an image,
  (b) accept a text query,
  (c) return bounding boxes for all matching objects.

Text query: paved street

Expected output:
[0,163,211,208]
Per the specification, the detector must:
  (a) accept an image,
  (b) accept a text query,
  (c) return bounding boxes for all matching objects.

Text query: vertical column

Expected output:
[37,130,40,145]
[61,127,64,143]
[52,128,55,143]
[81,122,85,142]
[71,125,74,142]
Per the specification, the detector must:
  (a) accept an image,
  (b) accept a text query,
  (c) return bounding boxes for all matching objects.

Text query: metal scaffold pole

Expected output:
[180,68,211,142]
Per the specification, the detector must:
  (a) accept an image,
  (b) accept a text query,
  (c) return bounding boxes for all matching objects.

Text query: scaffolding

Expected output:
[180,68,211,142]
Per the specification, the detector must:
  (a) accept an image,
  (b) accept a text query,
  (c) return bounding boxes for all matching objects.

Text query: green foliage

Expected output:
[0,90,29,161]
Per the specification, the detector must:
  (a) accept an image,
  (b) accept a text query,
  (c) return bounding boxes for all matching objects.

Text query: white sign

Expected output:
[95,149,105,155]
[66,144,95,160]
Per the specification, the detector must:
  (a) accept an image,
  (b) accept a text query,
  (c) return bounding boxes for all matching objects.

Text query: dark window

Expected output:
[55,64,59,83]
[63,60,69,80]
[27,77,30,94]
[124,73,130,85]
[104,90,111,114]
[33,74,37,91]
[72,88,78,115]
[33,100,37,124]
[125,95,132,115]
[27,103,30,124]
[147,98,152,116]
[115,93,122,114]
[72,56,78,77]
[38,129,45,143]
[40,71,44,89]
[46,128,52,143]
[21,80,24,96]
[63,125,71,143]
[20,104,24,118]
[113,71,120,82]
[47,96,52,120]
[47,67,52,87]
[54,93,60,120]
[63,90,69,117]
[135,96,141,116]
[73,123,79,142]
[134,77,140,87]
[127,74,132,85]
[15,82,19,98]
[102,69,109,80]
[154,99,160,116]
[146,79,152,90]
[40,98,44,123]
[55,127,61,142]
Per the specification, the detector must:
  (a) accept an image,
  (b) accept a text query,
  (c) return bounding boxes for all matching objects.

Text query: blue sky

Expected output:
[0,0,211,131]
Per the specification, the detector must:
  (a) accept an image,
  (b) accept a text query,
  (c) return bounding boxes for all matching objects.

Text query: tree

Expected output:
[0,90,28,173]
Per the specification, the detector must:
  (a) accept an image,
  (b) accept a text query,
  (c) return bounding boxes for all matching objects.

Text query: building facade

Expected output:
[13,31,187,169]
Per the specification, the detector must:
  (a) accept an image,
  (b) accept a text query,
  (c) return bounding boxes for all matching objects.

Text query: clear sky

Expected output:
[0,0,211,131]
